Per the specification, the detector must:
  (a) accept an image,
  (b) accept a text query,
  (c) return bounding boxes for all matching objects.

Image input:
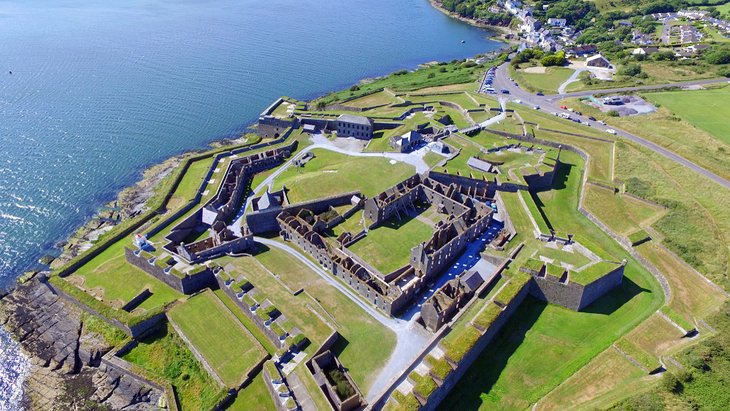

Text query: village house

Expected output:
[586,54,612,69]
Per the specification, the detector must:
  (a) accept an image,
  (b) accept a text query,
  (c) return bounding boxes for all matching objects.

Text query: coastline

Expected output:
[427,0,517,42]
[0,2,507,406]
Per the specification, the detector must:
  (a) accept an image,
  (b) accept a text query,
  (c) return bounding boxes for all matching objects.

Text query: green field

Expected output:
[535,245,592,268]
[68,240,182,311]
[227,373,276,411]
[510,66,575,94]
[643,87,730,146]
[271,149,415,203]
[349,212,435,273]
[121,324,227,410]
[169,290,267,387]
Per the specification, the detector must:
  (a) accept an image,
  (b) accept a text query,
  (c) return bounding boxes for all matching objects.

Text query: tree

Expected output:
[705,47,730,65]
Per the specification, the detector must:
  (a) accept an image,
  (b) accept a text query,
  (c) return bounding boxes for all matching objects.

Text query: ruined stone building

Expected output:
[421,270,485,331]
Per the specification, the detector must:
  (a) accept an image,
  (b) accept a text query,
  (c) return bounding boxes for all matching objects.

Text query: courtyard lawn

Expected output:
[68,240,182,311]
[212,289,278,354]
[349,213,435,274]
[271,149,415,203]
[168,156,216,206]
[218,247,397,392]
[121,324,227,411]
[438,136,491,180]
[642,86,730,146]
[228,373,276,411]
[168,290,268,388]
[584,184,666,236]
[510,66,575,94]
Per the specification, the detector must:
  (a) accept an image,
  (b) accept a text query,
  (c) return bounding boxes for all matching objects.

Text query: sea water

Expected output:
[0,0,502,406]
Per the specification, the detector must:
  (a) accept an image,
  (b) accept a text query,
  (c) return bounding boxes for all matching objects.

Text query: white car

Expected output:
[606,129,617,135]
[533,105,540,110]
[597,120,606,125]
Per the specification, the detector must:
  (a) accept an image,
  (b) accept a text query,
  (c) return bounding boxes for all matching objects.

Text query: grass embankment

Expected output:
[168,290,268,388]
[121,324,227,410]
[583,183,666,237]
[271,149,415,203]
[217,244,396,392]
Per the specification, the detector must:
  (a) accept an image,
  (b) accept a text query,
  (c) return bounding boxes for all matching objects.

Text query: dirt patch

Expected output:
[522,66,546,74]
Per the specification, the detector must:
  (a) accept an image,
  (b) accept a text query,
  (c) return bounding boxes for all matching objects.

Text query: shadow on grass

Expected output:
[438,297,546,410]
[581,275,651,316]
[330,336,350,369]
[529,160,576,231]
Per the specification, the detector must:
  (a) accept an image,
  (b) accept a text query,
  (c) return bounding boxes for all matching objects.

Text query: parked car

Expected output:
[536,91,544,96]
[598,120,606,125]
[606,129,617,135]
[533,105,540,110]
[501,89,510,94]
[560,105,568,109]
[588,116,596,121]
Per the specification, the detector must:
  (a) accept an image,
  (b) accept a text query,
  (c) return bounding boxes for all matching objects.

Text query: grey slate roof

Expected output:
[337,114,373,126]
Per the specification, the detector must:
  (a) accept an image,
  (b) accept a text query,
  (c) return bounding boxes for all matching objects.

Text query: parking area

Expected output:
[582,95,657,116]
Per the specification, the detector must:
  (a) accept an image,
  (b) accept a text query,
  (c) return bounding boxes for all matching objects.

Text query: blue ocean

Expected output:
[0,0,501,407]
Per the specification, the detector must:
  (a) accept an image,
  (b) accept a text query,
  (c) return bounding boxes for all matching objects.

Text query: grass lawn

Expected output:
[271,149,415,203]
[218,247,397,392]
[438,136,492,180]
[642,86,730,146]
[349,212,435,273]
[498,192,535,240]
[536,348,652,410]
[584,183,666,236]
[121,324,227,411]
[635,243,728,319]
[68,240,182,311]
[510,66,575,94]
[169,156,215,205]
[169,290,267,387]
[227,373,276,411]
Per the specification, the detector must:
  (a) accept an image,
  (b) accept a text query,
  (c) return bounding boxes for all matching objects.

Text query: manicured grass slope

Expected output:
[169,290,267,387]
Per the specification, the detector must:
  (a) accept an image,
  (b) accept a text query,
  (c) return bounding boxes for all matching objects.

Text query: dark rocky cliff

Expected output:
[0,276,163,410]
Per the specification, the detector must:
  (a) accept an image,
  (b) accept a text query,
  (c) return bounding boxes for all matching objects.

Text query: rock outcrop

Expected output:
[0,276,163,410]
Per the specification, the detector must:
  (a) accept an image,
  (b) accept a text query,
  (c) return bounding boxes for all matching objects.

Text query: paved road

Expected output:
[491,63,730,189]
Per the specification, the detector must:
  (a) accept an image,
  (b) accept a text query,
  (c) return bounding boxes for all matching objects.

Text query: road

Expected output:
[491,63,730,189]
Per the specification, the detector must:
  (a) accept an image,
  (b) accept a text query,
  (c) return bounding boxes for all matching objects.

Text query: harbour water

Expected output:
[0,0,502,406]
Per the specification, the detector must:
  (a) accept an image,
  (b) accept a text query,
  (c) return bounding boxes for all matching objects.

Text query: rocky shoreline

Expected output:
[427,0,517,41]
[0,275,164,410]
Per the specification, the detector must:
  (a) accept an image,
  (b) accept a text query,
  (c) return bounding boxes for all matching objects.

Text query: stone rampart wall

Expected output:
[578,265,624,310]
[124,248,215,294]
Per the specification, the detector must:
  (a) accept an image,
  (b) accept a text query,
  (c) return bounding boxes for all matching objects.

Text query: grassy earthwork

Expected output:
[508,65,575,94]
[227,373,276,411]
[583,183,666,236]
[168,290,268,388]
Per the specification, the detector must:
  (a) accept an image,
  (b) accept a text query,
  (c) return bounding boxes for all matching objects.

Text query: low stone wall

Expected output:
[124,248,215,295]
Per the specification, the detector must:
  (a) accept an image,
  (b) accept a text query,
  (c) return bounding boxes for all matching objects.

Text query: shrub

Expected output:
[428,72,436,79]
[326,369,356,400]
[619,63,642,77]
[349,85,360,92]
[705,48,730,65]
[607,109,619,117]
[661,372,682,394]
